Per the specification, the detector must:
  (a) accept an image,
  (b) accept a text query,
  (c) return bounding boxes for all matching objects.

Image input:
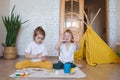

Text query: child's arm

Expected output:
[25,53,41,59]
[55,35,65,50]
[74,41,80,50]
[55,41,62,50]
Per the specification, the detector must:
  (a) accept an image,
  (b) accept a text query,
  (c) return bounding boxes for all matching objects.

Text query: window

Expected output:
[65,0,79,28]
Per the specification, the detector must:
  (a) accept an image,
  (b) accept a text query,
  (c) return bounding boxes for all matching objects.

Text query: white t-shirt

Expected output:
[59,43,76,63]
[25,41,48,62]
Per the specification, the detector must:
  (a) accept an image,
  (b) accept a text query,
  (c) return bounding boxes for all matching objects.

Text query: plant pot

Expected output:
[3,47,17,59]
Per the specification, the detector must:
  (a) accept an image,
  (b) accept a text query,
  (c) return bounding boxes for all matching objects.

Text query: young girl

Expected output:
[53,29,81,69]
[16,26,53,69]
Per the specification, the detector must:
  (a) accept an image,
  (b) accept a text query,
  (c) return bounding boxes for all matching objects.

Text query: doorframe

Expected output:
[105,0,109,44]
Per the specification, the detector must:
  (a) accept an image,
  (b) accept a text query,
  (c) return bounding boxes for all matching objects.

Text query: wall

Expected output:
[1,0,119,56]
[116,0,120,46]
[107,0,119,50]
[0,0,10,56]
[85,0,106,41]
[10,0,60,56]
[108,0,120,51]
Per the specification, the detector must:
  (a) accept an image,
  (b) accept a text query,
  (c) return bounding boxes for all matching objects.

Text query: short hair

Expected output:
[64,29,74,42]
[33,26,45,40]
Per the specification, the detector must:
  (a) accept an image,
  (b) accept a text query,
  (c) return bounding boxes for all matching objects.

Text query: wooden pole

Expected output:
[78,19,88,26]
[90,8,101,24]
[84,11,90,24]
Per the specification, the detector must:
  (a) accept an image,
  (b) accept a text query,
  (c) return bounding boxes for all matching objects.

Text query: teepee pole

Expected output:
[90,8,101,25]
[78,19,88,26]
[84,11,90,25]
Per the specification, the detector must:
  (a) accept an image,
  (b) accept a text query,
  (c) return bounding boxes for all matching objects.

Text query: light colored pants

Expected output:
[15,60,53,70]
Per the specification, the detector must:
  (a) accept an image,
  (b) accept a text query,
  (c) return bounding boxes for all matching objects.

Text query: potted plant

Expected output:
[2,6,28,59]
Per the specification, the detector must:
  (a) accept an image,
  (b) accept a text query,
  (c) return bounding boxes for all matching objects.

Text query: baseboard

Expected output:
[0,55,25,59]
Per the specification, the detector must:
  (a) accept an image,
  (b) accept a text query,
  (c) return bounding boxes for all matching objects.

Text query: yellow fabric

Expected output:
[16,60,53,70]
[74,26,120,66]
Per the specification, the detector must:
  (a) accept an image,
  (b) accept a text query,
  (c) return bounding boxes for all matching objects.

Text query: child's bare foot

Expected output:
[76,64,83,68]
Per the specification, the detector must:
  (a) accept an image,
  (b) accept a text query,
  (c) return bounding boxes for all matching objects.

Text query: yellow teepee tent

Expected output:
[74,25,120,66]
[74,9,120,66]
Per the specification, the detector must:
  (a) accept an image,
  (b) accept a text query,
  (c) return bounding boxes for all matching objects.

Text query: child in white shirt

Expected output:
[16,26,53,69]
[53,29,81,69]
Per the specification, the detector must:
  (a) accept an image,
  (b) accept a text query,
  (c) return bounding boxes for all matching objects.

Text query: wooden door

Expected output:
[60,0,84,42]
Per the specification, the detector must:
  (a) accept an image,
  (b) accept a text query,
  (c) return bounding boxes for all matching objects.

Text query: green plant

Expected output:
[2,5,28,47]
[116,50,120,57]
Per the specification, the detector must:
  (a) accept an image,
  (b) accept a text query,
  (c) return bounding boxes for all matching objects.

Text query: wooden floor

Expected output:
[0,56,120,80]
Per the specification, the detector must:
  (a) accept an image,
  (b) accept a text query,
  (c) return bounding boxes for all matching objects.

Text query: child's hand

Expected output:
[55,35,65,50]
[37,53,42,57]
[60,35,66,43]
[33,53,42,58]
[41,56,46,62]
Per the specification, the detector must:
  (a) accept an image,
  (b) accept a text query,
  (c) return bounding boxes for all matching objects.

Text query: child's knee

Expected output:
[15,62,23,70]
[53,61,63,69]
[43,61,53,69]
[15,60,31,69]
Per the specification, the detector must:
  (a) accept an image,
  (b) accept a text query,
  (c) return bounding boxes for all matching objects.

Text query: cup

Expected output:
[64,63,71,74]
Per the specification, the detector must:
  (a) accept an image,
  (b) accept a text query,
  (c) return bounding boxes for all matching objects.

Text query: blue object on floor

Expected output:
[64,63,71,74]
